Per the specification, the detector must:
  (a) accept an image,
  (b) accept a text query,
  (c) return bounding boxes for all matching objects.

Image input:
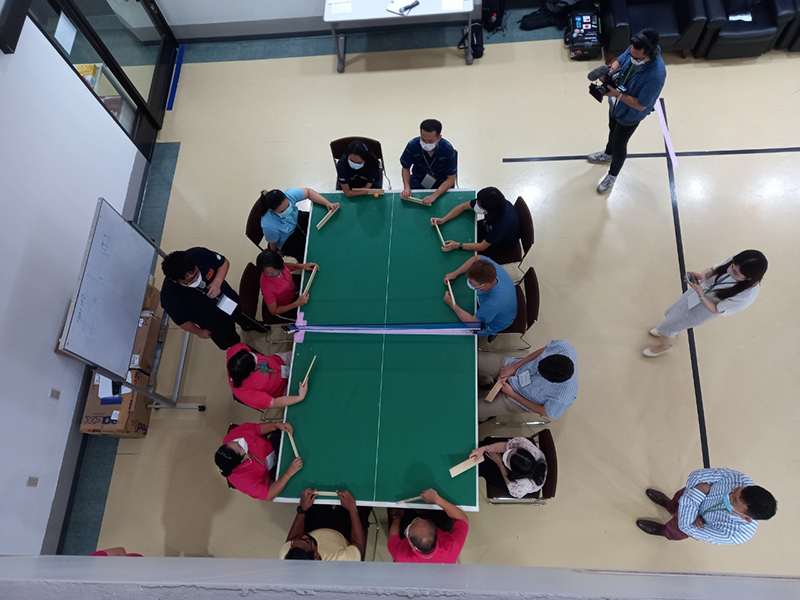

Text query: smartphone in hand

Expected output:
[686,273,698,285]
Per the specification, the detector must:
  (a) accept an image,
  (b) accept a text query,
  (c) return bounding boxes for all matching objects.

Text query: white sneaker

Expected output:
[642,346,671,357]
[597,173,617,194]
[587,151,613,163]
[649,328,663,337]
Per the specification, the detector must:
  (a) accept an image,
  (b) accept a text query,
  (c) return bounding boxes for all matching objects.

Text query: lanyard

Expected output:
[422,149,437,174]
[701,501,729,517]
[256,361,279,375]
[246,453,266,468]
[705,274,731,294]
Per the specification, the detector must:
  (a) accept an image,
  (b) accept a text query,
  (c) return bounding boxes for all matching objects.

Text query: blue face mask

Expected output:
[348,159,364,170]
[722,492,734,513]
[466,280,477,291]
[268,270,282,278]
[277,205,293,219]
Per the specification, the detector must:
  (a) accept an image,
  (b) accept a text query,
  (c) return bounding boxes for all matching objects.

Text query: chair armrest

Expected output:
[600,0,631,54]
[686,0,708,21]
[703,0,728,28]
[768,0,797,25]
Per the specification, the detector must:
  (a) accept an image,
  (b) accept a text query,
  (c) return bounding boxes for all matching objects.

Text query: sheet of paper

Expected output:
[98,375,114,399]
[280,365,290,379]
[54,13,77,54]
[331,1,352,14]
[728,13,752,21]
[443,0,462,10]
[687,290,702,309]
[519,370,532,387]
[216,294,238,315]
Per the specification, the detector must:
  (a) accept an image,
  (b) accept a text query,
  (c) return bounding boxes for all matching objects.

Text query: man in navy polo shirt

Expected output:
[400,119,458,205]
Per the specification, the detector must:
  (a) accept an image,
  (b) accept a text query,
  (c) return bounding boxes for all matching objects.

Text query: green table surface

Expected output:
[276,190,480,509]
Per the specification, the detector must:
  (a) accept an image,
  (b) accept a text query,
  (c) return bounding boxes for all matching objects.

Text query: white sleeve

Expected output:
[716,285,759,316]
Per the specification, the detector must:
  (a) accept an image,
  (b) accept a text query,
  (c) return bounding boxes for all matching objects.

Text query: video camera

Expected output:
[587,65,627,103]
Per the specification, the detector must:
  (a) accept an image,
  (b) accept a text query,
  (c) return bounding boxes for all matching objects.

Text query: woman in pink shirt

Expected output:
[215,422,302,501]
[226,342,307,410]
[257,249,317,318]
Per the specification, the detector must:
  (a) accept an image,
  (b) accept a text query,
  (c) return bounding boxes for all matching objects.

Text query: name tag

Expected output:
[280,365,289,379]
[420,173,437,189]
[518,370,532,387]
[216,294,238,315]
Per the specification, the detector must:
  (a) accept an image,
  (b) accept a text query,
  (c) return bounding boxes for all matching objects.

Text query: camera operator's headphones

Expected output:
[631,32,659,58]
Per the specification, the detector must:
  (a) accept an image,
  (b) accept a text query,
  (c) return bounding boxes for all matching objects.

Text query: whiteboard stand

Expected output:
[58,198,202,412]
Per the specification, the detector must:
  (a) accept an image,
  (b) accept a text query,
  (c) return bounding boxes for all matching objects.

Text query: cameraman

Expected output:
[587,29,666,194]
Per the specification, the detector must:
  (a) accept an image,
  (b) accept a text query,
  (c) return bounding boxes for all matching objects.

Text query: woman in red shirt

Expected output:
[226,342,307,410]
[257,249,317,318]
[215,422,302,501]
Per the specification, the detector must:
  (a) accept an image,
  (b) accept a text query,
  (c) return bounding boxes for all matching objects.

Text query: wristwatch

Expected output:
[296,506,307,514]
[458,243,463,250]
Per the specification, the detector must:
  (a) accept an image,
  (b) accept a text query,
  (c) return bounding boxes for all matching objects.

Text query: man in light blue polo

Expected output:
[258,187,339,261]
[443,255,516,336]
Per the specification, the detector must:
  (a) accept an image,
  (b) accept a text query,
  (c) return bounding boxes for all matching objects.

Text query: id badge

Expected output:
[280,365,289,379]
[518,370,532,387]
[420,173,437,189]
[216,294,238,315]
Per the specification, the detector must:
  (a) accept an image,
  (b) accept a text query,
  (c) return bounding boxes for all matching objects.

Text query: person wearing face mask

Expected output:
[431,187,520,261]
[586,29,667,194]
[476,340,578,423]
[256,249,317,319]
[214,421,303,501]
[336,140,383,197]
[387,488,468,564]
[644,250,768,357]
[637,468,777,544]
[470,437,547,498]
[258,188,339,262]
[280,488,370,561]
[399,119,458,205]
[443,255,517,337]
[226,342,307,410]
[160,248,249,350]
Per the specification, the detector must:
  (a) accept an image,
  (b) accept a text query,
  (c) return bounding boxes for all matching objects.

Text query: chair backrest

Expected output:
[225,423,239,489]
[330,136,384,162]
[533,429,557,500]
[523,267,540,326]
[246,197,265,249]
[238,262,261,322]
[506,283,527,334]
[514,197,534,256]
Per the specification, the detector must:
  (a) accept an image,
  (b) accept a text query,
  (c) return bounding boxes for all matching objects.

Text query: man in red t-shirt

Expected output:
[387,488,469,564]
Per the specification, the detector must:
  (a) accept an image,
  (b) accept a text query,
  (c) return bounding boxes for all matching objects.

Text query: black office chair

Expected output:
[776,0,800,48]
[481,430,558,506]
[330,136,390,189]
[488,197,535,269]
[238,262,292,340]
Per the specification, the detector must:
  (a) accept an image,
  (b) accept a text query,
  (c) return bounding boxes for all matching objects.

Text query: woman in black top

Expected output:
[336,140,383,197]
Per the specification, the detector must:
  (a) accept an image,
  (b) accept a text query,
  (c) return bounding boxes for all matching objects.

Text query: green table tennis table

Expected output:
[275,190,480,511]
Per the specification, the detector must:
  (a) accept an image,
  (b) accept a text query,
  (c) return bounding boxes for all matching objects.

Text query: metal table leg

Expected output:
[332,24,346,73]
[465,15,474,65]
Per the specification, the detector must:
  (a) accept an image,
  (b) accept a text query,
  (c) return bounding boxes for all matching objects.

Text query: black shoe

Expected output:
[487,334,497,343]
[636,519,666,537]
[646,488,670,510]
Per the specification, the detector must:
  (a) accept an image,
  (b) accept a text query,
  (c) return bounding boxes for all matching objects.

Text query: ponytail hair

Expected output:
[709,249,768,301]
[227,348,257,388]
[508,448,547,485]
[215,444,244,478]
[257,189,287,216]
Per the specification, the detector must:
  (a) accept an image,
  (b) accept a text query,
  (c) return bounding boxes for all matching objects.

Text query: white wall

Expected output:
[0,18,140,555]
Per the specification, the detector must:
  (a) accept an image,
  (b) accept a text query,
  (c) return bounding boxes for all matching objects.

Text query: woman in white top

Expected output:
[644,250,768,357]
[471,437,547,498]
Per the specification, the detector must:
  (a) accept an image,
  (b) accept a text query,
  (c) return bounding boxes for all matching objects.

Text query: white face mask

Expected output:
[277,205,293,219]
[182,273,203,288]
[420,139,437,152]
[233,437,248,454]
[502,449,513,468]
[466,280,478,291]
[631,57,648,66]
[473,204,486,215]
[348,159,364,170]
[727,265,744,281]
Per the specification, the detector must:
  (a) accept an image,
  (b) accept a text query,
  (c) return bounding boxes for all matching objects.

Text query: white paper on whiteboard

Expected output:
[217,294,238,315]
[54,13,78,54]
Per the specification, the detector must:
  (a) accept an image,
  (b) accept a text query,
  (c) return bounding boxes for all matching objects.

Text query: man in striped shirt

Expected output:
[637,468,777,544]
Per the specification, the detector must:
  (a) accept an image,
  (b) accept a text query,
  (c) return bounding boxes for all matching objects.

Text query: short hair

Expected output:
[476,187,507,215]
[409,519,437,554]
[420,119,442,136]
[258,189,287,214]
[538,354,574,383]
[508,448,547,485]
[256,248,285,272]
[162,250,196,281]
[466,259,497,285]
[214,444,244,478]
[227,348,256,388]
[284,547,317,560]
[741,486,777,520]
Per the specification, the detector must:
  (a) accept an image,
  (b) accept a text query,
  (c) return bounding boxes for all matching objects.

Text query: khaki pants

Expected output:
[478,353,531,422]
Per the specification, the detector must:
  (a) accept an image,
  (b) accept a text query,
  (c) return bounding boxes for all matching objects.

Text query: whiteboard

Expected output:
[60,198,155,377]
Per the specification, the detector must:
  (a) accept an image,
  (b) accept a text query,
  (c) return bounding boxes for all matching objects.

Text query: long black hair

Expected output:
[215,444,244,477]
[708,250,767,301]
[343,139,380,175]
[227,346,257,388]
[508,449,547,485]
[257,189,287,217]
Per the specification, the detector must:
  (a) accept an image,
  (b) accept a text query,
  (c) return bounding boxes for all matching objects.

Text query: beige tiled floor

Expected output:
[97,40,800,573]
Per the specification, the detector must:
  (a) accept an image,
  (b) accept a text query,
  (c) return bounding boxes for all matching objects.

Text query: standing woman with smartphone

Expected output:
[644,250,768,357]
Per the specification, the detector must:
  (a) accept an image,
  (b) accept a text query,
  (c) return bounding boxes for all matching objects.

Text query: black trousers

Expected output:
[303,504,372,541]
[280,211,310,262]
[477,436,508,491]
[476,220,517,263]
[604,114,640,177]
[207,307,252,350]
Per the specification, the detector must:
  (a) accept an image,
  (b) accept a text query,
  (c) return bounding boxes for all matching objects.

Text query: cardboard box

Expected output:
[129,311,161,374]
[142,283,160,312]
[81,371,152,438]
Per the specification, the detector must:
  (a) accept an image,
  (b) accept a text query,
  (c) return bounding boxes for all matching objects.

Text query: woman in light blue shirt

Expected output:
[258,188,339,261]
